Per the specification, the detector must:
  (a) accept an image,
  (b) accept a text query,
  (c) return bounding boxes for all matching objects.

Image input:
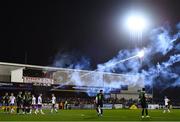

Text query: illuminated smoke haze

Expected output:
[52,22,180,95]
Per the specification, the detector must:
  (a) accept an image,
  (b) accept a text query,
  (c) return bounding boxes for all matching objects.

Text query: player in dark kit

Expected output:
[95,90,104,116]
[23,92,29,114]
[139,88,150,118]
[27,92,32,114]
[3,93,10,113]
[16,92,23,114]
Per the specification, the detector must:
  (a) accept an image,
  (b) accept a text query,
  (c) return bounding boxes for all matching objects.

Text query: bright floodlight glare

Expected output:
[126,14,147,32]
[137,50,145,58]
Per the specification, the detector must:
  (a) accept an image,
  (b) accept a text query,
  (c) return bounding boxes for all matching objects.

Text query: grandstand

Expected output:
[0,62,144,99]
[0,61,147,110]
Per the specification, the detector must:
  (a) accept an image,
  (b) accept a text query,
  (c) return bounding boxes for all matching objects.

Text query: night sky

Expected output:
[1,0,180,67]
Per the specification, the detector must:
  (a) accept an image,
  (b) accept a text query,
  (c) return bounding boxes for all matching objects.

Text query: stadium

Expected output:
[1,0,180,121]
[0,62,144,108]
[0,62,180,121]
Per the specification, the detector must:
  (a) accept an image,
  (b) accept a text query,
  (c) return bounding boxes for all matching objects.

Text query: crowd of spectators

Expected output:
[53,96,141,108]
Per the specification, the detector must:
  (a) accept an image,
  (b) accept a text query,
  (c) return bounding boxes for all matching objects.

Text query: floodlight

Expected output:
[126,14,148,32]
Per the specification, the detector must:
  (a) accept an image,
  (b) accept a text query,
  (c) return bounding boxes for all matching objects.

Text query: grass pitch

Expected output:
[0,109,180,121]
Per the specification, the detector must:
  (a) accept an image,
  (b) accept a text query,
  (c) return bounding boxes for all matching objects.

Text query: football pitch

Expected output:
[0,109,180,121]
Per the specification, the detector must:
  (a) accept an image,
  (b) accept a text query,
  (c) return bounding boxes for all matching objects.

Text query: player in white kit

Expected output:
[9,93,16,113]
[163,96,170,113]
[36,94,44,114]
[30,94,37,114]
[51,94,57,113]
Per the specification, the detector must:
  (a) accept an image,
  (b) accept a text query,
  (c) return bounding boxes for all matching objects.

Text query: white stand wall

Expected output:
[11,68,23,83]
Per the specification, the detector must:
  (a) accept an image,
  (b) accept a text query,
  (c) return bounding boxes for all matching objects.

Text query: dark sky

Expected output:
[0,0,180,67]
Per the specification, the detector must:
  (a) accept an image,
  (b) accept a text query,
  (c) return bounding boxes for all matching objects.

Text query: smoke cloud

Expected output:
[52,22,180,95]
[52,51,91,70]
